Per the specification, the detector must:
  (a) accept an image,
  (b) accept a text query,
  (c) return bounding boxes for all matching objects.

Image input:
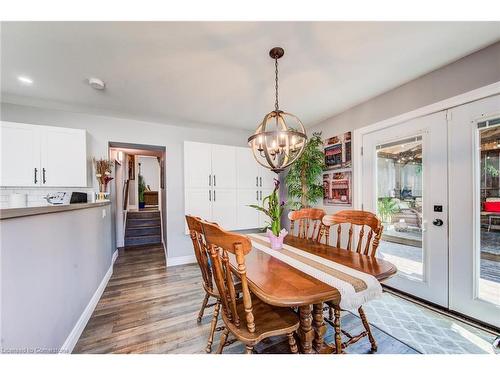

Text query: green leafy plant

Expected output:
[248,179,284,236]
[285,132,326,210]
[485,161,499,178]
[138,174,146,203]
[377,197,399,223]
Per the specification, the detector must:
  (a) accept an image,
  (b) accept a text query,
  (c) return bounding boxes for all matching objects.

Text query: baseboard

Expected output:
[167,254,196,267]
[59,249,119,354]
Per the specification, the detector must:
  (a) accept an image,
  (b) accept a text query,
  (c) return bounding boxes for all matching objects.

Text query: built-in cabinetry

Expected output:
[184,141,276,230]
[0,121,87,187]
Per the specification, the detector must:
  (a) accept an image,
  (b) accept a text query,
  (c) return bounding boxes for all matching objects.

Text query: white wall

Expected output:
[0,102,249,260]
[306,41,500,214]
[138,156,159,192]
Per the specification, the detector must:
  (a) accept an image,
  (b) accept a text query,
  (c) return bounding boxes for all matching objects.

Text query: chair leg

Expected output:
[334,308,342,354]
[245,345,254,354]
[287,332,298,354]
[216,328,229,354]
[358,306,377,352]
[206,300,221,353]
[197,293,210,323]
[329,306,334,321]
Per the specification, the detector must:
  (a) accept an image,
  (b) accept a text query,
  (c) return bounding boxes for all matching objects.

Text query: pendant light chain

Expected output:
[274,57,279,112]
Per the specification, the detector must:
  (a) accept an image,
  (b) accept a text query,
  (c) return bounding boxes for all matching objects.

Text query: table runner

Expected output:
[248,233,382,309]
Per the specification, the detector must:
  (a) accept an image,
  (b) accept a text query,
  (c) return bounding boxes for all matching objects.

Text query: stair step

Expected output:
[127,218,161,228]
[124,235,162,247]
[127,211,160,219]
[126,226,161,237]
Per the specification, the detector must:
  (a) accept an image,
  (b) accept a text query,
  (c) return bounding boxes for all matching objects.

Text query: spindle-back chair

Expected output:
[288,208,325,241]
[320,210,383,353]
[201,220,300,354]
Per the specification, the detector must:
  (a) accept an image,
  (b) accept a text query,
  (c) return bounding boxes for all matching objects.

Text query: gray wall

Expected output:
[0,205,112,352]
[307,41,500,213]
[0,102,249,259]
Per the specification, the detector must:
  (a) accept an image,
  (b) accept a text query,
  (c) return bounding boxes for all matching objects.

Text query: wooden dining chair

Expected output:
[185,215,225,353]
[319,210,383,353]
[201,220,300,354]
[288,208,326,241]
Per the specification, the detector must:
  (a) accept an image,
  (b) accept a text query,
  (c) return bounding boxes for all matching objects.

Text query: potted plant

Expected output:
[285,132,326,209]
[138,173,146,209]
[249,179,287,249]
[377,197,399,225]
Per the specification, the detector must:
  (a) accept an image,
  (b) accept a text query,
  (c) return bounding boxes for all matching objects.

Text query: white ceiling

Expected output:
[2,22,500,130]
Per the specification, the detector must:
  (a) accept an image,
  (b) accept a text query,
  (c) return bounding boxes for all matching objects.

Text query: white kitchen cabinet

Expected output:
[0,122,40,186]
[41,126,87,187]
[0,121,87,187]
[184,141,280,231]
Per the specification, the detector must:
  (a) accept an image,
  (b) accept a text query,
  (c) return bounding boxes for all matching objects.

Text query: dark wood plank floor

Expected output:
[73,245,418,354]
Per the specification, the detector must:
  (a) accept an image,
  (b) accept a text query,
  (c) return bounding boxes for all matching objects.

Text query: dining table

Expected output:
[229,234,397,354]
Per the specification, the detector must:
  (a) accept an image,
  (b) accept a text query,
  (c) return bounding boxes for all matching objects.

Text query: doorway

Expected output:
[108,142,167,255]
[360,94,500,328]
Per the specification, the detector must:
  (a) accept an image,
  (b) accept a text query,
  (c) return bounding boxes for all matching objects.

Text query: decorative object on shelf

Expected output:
[248,47,307,173]
[93,158,113,201]
[285,132,325,210]
[249,178,287,249]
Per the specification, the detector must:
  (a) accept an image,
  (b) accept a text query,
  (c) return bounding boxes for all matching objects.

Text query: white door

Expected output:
[236,189,260,229]
[236,147,260,189]
[362,111,449,307]
[448,95,500,327]
[212,188,237,230]
[212,144,236,189]
[184,142,212,188]
[185,188,212,221]
[0,122,41,187]
[41,127,87,187]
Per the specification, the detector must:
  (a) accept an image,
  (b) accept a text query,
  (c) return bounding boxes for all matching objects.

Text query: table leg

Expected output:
[298,305,314,354]
[312,303,326,352]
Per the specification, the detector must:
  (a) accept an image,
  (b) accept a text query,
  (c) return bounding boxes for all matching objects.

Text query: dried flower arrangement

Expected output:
[93,158,114,193]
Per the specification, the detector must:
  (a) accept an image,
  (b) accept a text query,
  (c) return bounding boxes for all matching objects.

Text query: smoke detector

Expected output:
[88,77,106,90]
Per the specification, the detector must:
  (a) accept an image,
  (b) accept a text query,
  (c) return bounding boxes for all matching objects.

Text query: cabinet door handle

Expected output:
[214,190,216,201]
[34,168,38,184]
[209,190,211,201]
[213,175,216,187]
[256,176,259,187]
[256,190,259,201]
[259,191,262,200]
[260,177,262,187]
[42,168,46,184]
[209,174,212,186]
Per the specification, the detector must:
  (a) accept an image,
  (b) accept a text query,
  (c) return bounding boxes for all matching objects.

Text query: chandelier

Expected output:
[248,47,307,173]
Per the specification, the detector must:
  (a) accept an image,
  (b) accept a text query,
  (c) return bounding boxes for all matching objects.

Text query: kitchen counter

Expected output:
[0,201,110,220]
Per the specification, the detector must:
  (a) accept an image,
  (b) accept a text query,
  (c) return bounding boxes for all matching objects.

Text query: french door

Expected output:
[362,111,449,307]
[448,95,500,327]
[361,96,500,328]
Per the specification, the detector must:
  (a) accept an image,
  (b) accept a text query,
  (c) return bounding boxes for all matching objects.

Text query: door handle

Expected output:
[42,168,46,184]
[214,175,216,187]
[260,177,262,187]
[209,190,211,201]
[34,168,38,184]
[432,219,444,227]
[256,190,259,201]
[213,190,216,201]
[259,191,262,200]
[209,174,212,186]
[256,176,259,187]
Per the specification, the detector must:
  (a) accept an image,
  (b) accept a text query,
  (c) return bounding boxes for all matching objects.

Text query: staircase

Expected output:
[125,210,162,247]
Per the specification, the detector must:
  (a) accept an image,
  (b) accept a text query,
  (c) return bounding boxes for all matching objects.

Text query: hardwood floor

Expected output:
[73,245,418,354]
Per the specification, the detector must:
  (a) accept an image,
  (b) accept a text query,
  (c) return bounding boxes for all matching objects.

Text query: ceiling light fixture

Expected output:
[247,47,307,173]
[88,77,106,90]
[17,76,33,85]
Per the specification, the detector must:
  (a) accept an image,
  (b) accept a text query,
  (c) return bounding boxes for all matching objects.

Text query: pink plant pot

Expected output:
[267,229,288,250]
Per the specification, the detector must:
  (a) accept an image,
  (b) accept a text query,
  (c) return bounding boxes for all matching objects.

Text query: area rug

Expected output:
[349,292,498,354]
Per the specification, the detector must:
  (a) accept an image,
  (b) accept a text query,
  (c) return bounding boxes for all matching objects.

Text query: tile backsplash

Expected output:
[0,187,96,208]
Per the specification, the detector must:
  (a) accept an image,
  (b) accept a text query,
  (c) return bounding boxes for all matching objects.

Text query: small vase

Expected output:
[267,229,288,250]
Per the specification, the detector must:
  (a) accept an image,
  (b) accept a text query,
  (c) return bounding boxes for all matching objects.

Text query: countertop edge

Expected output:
[0,201,111,220]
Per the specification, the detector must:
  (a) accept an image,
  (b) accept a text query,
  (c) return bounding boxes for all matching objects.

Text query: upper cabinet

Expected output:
[0,121,87,187]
